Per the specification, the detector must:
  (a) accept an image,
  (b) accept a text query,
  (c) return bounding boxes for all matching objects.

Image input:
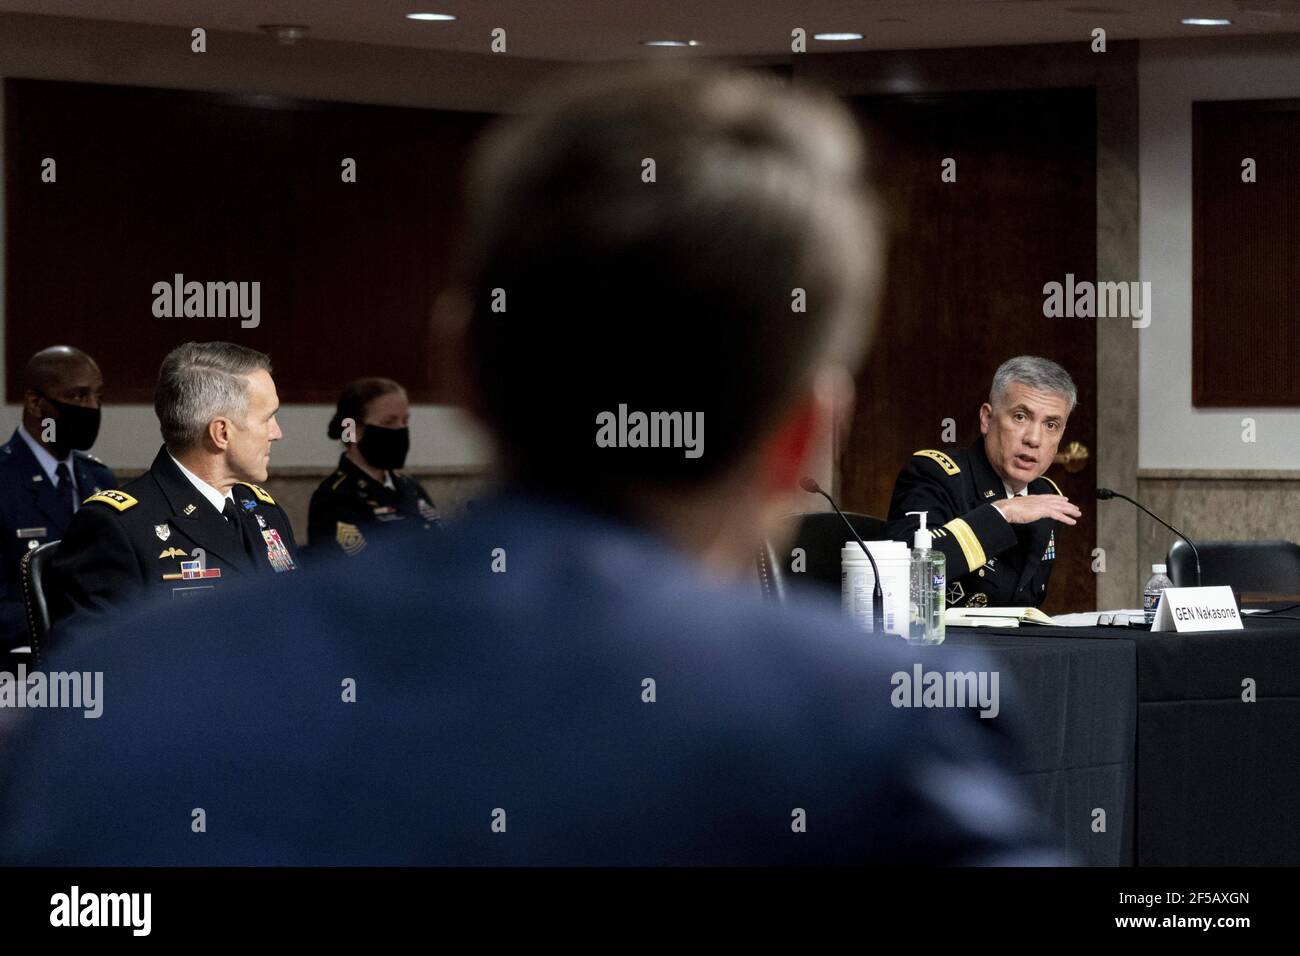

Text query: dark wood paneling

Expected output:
[4,79,490,403]
[1192,99,1300,406]
[841,88,1097,614]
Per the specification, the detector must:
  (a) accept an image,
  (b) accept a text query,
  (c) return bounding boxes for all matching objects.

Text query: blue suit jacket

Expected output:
[0,492,1060,865]
[0,428,115,650]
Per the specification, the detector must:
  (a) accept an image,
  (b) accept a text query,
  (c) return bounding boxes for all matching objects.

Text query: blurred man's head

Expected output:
[155,341,281,486]
[22,345,105,460]
[448,65,885,567]
[979,356,1076,492]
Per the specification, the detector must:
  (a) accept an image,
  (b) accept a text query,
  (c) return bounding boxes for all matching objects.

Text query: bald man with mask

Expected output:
[0,346,116,651]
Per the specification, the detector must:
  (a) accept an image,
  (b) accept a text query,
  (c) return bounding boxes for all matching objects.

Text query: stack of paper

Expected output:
[944,606,1059,628]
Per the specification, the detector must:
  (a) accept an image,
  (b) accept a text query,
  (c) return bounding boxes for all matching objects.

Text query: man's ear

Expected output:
[22,390,44,421]
[758,368,850,494]
[432,288,485,422]
[207,418,231,451]
[979,402,993,435]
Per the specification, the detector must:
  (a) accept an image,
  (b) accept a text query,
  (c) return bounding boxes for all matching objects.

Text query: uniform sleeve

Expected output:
[48,506,144,624]
[884,456,1018,577]
[307,487,366,559]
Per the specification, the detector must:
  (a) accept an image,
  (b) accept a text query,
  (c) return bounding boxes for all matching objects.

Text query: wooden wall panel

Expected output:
[4,79,490,403]
[1192,99,1300,406]
[841,88,1098,614]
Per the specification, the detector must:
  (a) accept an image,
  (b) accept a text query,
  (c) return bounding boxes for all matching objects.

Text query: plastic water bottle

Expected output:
[1143,563,1174,627]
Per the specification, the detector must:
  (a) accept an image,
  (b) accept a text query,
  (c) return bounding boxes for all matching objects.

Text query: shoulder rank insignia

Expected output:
[336,521,366,556]
[913,449,960,476]
[84,490,138,511]
[238,482,276,505]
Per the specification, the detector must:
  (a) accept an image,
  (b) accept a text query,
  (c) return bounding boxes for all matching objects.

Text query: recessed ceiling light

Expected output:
[406,13,457,22]
[641,39,702,47]
[813,32,865,41]
[1181,17,1233,25]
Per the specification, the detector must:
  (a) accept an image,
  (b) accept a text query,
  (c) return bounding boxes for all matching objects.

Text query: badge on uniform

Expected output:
[163,560,221,581]
[155,524,171,542]
[1042,530,1056,562]
[184,504,197,515]
[242,499,257,511]
[159,547,187,559]
[262,528,296,572]
[255,514,267,529]
[336,521,366,556]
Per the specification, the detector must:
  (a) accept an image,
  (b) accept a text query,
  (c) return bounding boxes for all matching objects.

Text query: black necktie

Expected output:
[54,462,77,515]
[222,497,257,563]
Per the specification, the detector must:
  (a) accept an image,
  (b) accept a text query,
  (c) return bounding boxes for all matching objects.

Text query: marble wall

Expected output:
[1135,473,1300,597]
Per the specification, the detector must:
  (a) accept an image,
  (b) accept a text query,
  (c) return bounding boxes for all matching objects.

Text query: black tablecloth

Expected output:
[949,614,1300,866]
[944,631,1135,865]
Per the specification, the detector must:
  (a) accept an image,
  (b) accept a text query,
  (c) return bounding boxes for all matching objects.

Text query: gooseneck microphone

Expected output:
[800,477,885,634]
[1096,487,1202,588]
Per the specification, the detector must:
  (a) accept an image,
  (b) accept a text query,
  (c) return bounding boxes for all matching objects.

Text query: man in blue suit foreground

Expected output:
[0,66,1060,865]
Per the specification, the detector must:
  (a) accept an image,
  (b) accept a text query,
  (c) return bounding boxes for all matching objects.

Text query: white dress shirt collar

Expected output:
[168,452,233,514]
[18,425,70,484]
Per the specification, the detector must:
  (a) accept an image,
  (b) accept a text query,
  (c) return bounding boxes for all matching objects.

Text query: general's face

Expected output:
[226,369,282,484]
[979,382,1070,490]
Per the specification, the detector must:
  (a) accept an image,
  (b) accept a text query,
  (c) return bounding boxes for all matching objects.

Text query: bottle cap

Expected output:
[1153,563,1167,574]
[906,511,932,550]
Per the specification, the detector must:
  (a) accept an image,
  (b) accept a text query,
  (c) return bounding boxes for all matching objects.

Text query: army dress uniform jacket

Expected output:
[307,454,440,559]
[0,429,116,649]
[884,440,1062,608]
[49,446,299,624]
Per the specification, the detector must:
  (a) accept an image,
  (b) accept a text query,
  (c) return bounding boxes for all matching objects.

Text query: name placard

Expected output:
[1150,586,1243,632]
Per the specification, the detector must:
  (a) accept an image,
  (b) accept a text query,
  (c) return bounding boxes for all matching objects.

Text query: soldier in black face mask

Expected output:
[307,377,440,560]
[0,345,116,651]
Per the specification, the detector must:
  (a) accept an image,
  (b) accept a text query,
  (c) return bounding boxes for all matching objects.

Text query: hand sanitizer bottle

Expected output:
[906,511,946,645]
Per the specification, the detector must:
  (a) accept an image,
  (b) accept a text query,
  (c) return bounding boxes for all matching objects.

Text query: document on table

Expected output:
[945,606,1059,628]
[1052,609,1146,627]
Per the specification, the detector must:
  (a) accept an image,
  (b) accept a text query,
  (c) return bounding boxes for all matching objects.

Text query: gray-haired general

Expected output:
[49,341,298,625]
[885,356,1082,608]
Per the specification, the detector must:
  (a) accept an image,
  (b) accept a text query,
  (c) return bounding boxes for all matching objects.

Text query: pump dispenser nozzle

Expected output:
[906,511,933,550]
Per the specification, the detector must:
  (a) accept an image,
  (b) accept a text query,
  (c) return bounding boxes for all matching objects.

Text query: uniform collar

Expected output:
[16,424,70,483]
[337,452,394,491]
[162,448,233,515]
[968,438,1007,502]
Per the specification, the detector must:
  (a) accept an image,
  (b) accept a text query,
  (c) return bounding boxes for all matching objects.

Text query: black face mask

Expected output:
[357,424,410,471]
[38,392,101,459]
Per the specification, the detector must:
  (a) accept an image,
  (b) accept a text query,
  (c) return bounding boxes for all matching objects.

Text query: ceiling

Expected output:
[1,0,1298,61]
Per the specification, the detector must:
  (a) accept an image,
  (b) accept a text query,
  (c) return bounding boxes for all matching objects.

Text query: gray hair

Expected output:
[155,342,272,452]
[990,356,1077,413]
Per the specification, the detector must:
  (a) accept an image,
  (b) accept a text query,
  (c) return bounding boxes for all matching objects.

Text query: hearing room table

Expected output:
[944,612,1300,866]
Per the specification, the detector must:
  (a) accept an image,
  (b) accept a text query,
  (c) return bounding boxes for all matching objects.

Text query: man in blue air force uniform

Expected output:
[0,346,114,651]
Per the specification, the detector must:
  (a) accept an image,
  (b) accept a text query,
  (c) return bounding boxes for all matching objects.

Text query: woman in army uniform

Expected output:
[308,377,440,559]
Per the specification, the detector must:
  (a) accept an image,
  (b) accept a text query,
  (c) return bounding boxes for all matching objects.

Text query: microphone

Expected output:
[800,477,884,634]
[1096,487,1201,587]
